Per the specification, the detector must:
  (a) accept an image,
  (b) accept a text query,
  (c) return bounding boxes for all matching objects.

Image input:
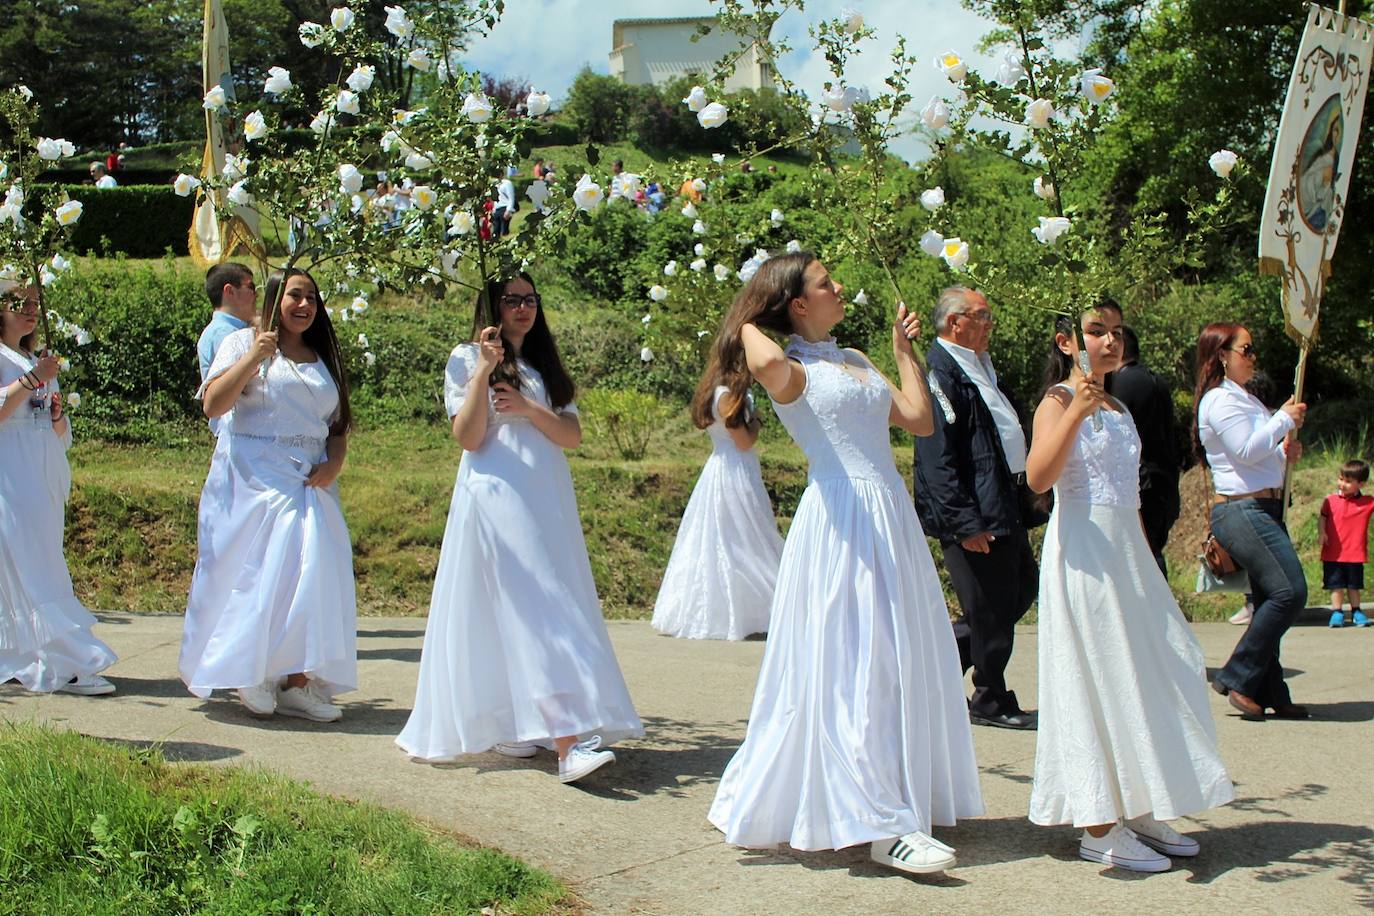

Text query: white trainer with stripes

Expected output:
[869,831,956,874]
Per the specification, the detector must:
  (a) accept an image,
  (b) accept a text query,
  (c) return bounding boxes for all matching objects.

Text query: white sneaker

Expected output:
[495,742,539,758]
[57,674,116,696]
[1079,823,1172,872]
[236,680,277,715]
[558,736,615,783]
[1229,602,1254,625]
[870,831,956,874]
[1127,815,1200,857]
[276,683,342,722]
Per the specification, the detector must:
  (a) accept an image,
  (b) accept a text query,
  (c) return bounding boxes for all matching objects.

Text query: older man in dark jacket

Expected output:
[914,287,1042,730]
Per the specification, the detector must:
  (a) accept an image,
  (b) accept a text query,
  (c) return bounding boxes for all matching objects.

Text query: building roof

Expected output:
[611,17,717,28]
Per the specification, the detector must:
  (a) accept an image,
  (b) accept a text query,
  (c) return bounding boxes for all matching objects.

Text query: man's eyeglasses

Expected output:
[499,294,541,310]
[1226,343,1258,359]
[956,309,994,324]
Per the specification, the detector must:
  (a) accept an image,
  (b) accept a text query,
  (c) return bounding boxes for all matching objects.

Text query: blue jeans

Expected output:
[1211,497,1307,707]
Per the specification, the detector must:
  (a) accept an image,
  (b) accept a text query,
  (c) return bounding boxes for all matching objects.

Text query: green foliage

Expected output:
[60,186,195,257]
[0,722,566,914]
[563,68,636,143]
[578,388,671,460]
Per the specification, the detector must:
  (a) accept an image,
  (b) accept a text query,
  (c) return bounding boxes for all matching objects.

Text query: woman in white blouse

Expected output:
[1193,323,1307,721]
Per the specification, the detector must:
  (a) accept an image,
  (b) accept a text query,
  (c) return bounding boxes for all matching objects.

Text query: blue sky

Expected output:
[461,1,1076,162]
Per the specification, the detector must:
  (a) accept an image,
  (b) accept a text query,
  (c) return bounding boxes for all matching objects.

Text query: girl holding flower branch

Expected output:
[180,269,357,723]
[1025,303,1232,873]
[706,253,982,875]
[0,282,116,696]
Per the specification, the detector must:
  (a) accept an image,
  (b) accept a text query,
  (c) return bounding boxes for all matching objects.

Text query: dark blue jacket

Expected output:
[913,342,1042,545]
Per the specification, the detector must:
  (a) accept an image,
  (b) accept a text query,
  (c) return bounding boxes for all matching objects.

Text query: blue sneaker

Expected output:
[1354,610,1371,628]
[1329,610,1346,628]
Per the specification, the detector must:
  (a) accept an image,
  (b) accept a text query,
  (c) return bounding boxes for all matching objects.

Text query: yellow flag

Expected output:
[190,0,264,270]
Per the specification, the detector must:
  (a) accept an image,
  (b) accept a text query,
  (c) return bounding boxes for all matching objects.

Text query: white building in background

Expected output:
[609,17,776,91]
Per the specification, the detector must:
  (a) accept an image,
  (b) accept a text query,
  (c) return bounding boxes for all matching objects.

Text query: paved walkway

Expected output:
[4,615,1372,913]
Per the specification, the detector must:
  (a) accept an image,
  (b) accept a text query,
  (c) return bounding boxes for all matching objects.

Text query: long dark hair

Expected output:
[262,269,353,434]
[471,272,574,410]
[1191,321,1242,461]
[691,252,814,429]
[1040,299,1124,396]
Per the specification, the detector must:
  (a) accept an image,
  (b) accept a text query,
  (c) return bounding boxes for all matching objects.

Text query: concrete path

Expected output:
[4,616,1372,914]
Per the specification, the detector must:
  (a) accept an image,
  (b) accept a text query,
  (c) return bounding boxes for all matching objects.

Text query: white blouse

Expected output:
[1197,378,1294,495]
[199,328,340,441]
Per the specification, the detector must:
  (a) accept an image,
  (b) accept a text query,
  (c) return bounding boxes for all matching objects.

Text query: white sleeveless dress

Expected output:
[0,344,116,691]
[180,329,358,699]
[1031,387,1233,827]
[708,336,983,851]
[651,386,783,640]
[396,344,643,760]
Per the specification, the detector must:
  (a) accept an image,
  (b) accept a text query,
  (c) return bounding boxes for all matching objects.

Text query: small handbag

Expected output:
[1196,472,1249,593]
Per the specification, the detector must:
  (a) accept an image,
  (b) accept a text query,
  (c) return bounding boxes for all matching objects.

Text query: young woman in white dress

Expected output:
[181,269,357,723]
[650,371,782,640]
[1025,303,1233,873]
[396,273,643,784]
[0,282,116,696]
[705,253,983,875]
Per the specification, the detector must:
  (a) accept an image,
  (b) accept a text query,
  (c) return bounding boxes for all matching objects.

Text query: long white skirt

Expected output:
[0,422,115,691]
[179,435,357,698]
[708,474,984,851]
[396,428,643,760]
[1031,499,1233,827]
[651,447,782,640]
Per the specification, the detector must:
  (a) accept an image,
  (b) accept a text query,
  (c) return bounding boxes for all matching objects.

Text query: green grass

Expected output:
[0,722,568,915]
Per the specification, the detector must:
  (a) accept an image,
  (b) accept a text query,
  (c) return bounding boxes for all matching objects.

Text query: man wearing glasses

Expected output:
[913,286,1042,730]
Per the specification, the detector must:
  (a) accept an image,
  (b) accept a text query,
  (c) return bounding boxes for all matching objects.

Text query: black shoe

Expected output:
[969,709,1037,730]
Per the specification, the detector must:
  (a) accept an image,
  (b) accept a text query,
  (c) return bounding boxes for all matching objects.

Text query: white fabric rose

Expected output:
[1080,68,1115,105]
[1024,98,1055,129]
[448,210,475,235]
[920,186,946,211]
[462,93,493,122]
[786,239,802,253]
[243,110,268,142]
[335,90,360,115]
[649,285,669,302]
[995,50,1026,87]
[264,67,292,96]
[54,200,83,226]
[384,5,412,38]
[694,242,706,256]
[692,178,707,193]
[526,90,551,116]
[920,229,945,257]
[640,346,654,363]
[714,263,731,282]
[363,352,376,367]
[352,295,369,313]
[698,101,728,129]
[683,86,708,112]
[346,66,375,93]
[1031,215,1071,245]
[310,111,332,135]
[298,22,325,47]
[1209,149,1239,179]
[65,392,81,408]
[16,85,33,102]
[936,51,968,82]
[854,289,868,306]
[664,260,678,276]
[223,153,248,182]
[573,174,604,211]
[920,97,950,130]
[681,202,698,219]
[690,258,707,272]
[692,219,706,235]
[404,151,433,171]
[526,179,549,210]
[173,173,201,197]
[339,163,364,195]
[1033,176,1056,200]
[412,185,436,210]
[641,313,652,325]
[226,181,252,206]
[330,7,355,31]
[357,332,370,348]
[941,238,970,271]
[771,208,784,225]
[712,153,726,164]
[202,86,226,111]
[407,48,432,71]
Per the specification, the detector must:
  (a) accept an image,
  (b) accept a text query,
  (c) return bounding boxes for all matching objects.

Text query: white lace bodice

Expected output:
[773,336,899,487]
[200,328,340,442]
[443,343,578,437]
[1050,384,1141,508]
[0,343,67,443]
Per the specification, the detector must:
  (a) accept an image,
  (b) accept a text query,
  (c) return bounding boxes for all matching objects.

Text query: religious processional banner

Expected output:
[1259,3,1374,343]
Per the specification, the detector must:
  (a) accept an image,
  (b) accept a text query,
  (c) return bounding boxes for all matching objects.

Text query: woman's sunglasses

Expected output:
[1226,343,1258,359]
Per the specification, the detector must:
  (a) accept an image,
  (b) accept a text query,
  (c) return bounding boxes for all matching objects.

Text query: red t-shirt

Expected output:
[1321,491,1374,563]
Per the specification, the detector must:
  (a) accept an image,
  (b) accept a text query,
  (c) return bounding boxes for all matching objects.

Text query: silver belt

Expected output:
[231,432,326,450]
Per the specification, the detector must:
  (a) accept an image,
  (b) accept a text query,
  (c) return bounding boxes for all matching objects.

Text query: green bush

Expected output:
[579,388,671,460]
[58,185,195,257]
[563,68,635,142]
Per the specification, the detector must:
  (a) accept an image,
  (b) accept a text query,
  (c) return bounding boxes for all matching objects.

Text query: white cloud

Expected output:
[462,1,999,162]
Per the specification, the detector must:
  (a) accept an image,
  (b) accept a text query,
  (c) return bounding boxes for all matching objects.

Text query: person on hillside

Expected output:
[1026,304,1232,874]
[89,162,117,189]
[913,287,1040,730]
[1195,322,1308,721]
[531,157,545,179]
[197,263,258,384]
[397,273,643,784]
[493,166,517,239]
[706,253,982,875]
[651,363,783,641]
[1320,459,1374,628]
[1105,323,1180,574]
[181,269,357,723]
[0,281,117,697]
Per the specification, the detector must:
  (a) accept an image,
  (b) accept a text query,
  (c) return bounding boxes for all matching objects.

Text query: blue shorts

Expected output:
[1323,561,1364,591]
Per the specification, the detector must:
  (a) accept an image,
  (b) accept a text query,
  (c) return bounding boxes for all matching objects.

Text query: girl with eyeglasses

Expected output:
[397,273,643,785]
[1194,323,1308,722]
[181,269,358,723]
[649,353,783,641]
[1025,304,1232,874]
[0,283,117,696]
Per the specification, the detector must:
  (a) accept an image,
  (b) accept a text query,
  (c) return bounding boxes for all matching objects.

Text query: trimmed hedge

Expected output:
[58,185,194,257]
[39,168,177,186]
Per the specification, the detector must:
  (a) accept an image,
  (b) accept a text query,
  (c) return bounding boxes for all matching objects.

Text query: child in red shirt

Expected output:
[1321,459,1374,627]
